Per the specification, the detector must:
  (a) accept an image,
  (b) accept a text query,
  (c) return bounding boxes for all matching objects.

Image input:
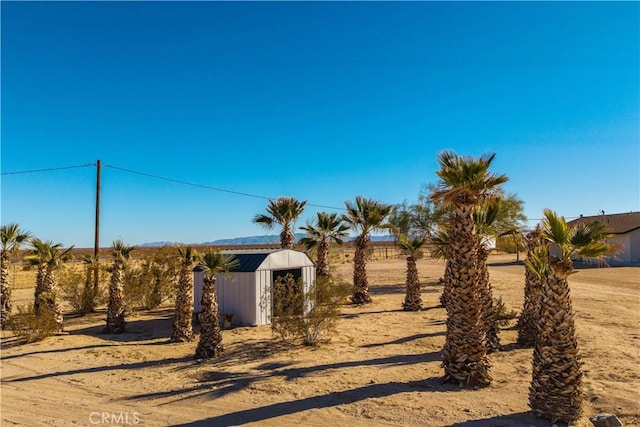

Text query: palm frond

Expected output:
[524,246,550,282]
[200,251,239,279]
[112,239,135,260]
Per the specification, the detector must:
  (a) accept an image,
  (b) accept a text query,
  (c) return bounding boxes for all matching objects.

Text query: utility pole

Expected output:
[94,160,101,289]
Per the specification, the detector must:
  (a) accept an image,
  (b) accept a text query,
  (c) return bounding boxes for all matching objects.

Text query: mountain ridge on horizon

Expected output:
[137,233,394,247]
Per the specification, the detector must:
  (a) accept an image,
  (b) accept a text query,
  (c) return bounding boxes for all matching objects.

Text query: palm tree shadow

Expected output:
[173,378,458,426]
[69,308,174,343]
[361,332,445,348]
[449,411,552,427]
[2,355,194,383]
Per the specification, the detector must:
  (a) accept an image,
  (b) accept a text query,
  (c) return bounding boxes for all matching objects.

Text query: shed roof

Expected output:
[194,249,313,273]
[567,212,640,234]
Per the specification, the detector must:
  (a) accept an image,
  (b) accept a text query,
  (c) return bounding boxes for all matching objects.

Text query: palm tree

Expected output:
[253,197,308,249]
[429,228,453,309]
[528,209,611,424]
[299,212,350,278]
[171,246,199,342]
[80,255,100,314]
[195,251,239,360]
[474,200,502,353]
[517,225,546,347]
[26,238,73,330]
[398,234,426,311]
[105,240,135,334]
[1,223,31,327]
[429,150,507,387]
[342,196,394,304]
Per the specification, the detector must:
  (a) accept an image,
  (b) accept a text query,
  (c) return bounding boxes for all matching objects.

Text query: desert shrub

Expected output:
[59,262,107,315]
[123,250,180,310]
[493,297,518,328]
[7,305,59,344]
[271,274,350,346]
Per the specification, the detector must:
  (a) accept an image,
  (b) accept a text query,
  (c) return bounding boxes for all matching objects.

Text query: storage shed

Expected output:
[193,249,316,326]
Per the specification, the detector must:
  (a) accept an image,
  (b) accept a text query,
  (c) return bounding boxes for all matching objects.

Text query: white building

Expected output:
[567,212,640,264]
[193,249,316,326]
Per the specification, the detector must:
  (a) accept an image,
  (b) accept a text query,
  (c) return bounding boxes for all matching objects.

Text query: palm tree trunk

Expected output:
[403,256,422,311]
[81,262,98,314]
[316,240,330,278]
[477,245,501,352]
[280,227,294,249]
[33,263,47,315]
[517,227,544,347]
[351,234,371,304]
[172,262,195,342]
[529,258,583,424]
[105,259,126,333]
[442,204,491,387]
[1,252,12,327]
[440,258,453,310]
[195,276,224,359]
[41,267,64,330]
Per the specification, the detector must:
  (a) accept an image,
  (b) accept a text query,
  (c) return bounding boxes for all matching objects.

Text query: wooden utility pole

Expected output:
[94,160,101,288]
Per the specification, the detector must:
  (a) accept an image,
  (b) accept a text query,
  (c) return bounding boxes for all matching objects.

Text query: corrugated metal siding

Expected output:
[257,270,271,325]
[302,265,315,315]
[193,270,204,312]
[217,272,255,326]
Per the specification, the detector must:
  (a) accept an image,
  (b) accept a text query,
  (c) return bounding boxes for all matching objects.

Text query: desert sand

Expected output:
[1,254,638,426]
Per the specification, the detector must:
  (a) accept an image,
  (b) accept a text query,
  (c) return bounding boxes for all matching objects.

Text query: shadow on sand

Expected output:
[171,378,462,426]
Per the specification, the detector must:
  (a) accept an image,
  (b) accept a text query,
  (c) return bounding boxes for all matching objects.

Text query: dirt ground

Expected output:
[1,254,638,426]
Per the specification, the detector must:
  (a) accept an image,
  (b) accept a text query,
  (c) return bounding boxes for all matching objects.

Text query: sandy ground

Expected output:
[1,254,638,427]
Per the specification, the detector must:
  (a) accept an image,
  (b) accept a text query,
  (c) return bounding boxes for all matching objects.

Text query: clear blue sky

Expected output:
[1,1,638,248]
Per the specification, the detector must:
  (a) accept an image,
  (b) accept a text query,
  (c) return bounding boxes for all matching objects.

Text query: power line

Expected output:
[1,163,96,176]
[103,163,347,211]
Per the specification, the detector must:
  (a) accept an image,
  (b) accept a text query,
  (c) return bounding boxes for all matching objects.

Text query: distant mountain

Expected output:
[137,233,394,248]
[203,233,306,246]
[138,241,182,247]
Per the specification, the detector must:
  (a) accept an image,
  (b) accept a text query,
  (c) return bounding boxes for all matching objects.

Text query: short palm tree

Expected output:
[171,246,199,342]
[80,255,101,314]
[342,196,394,304]
[398,234,426,311]
[195,251,239,360]
[26,238,73,330]
[105,240,135,334]
[528,209,611,424]
[1,223,31,327]
[299,212,350,278]
[253,197,307,249]
[517,225,546,347]
[429,150,507,387]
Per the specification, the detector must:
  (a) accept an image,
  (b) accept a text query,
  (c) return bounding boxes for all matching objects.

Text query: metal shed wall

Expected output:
[193,249,316,326]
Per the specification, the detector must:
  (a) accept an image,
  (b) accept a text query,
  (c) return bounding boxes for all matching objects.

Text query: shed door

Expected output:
[272,268,303,317]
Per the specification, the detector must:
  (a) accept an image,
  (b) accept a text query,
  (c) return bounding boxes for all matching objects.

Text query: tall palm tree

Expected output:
[528,209,611,424]
[342,196,394,304]
[171,246,199,342]
[517,225,545,347]
[398,234,426,311]
[429,150,507,387]
[26,238,73,330]
[1,223,31,327]
[299,212,350,278]
[253,197,308,249]
[474,200,502,353]
[105,240,135,334]
[195,251,239,360]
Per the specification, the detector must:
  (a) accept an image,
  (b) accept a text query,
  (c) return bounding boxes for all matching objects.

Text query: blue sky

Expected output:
[1,1,638,248]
